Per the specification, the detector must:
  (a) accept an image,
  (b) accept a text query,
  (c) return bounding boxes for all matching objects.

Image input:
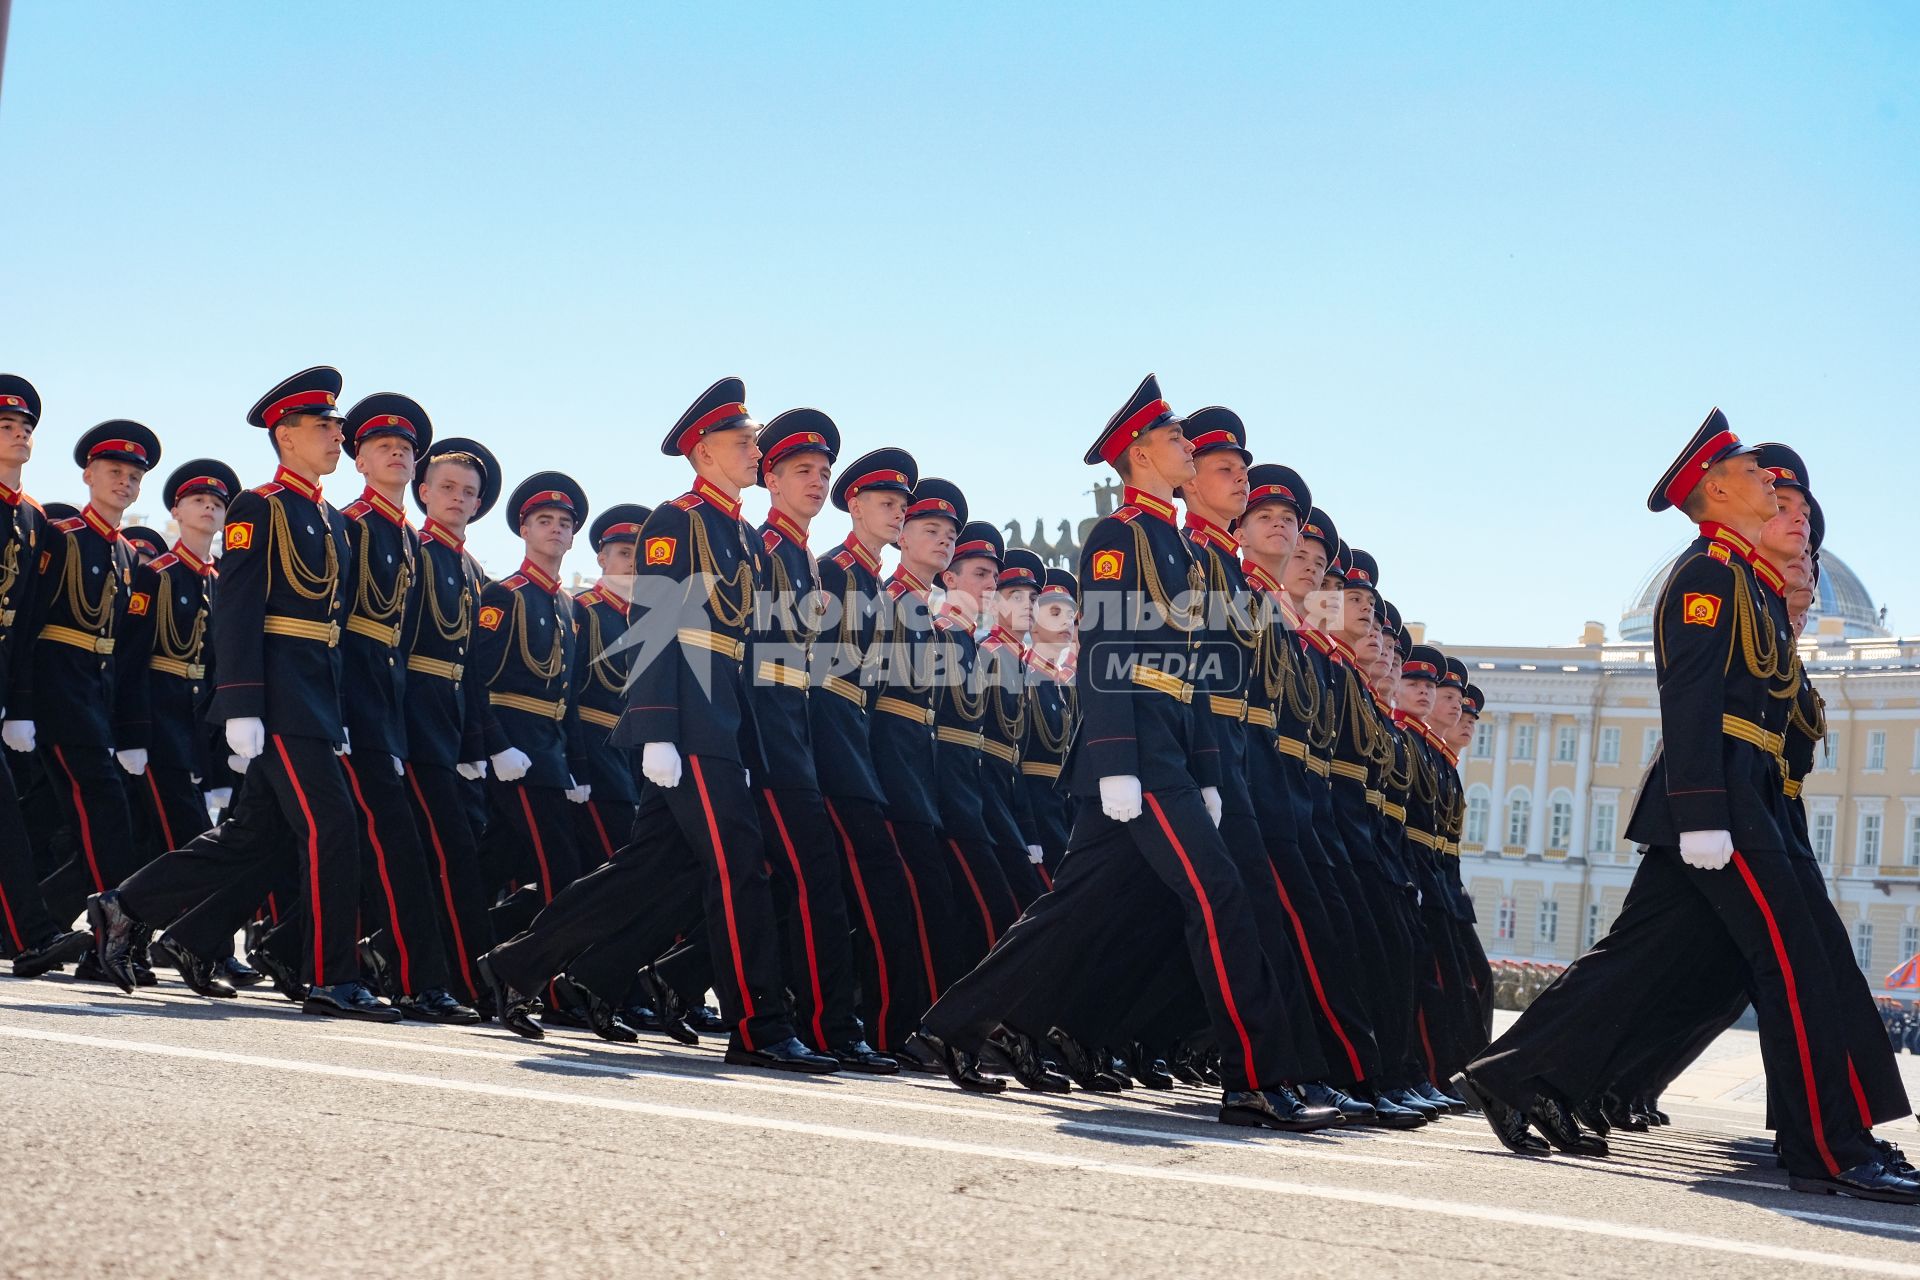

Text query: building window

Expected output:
[1853,920,1874,971]
[1812,811,1836,865]
[1867,730,1887,772]
[1912,729,1920,772]
[1903,924,1920,966]
[1906,812,1920,868]
[1514,724,1535,761]
[1585,902,1604,949]
[1597,727,1620,765]
[1590,798,1618,855]
[1505,788,1531,849]
[1547,792,1573,851]
[1642,727,1661,765]
[1495,898,1516,941]
[1465,787,1491,846]
[1817,732,1837,772]
[1471,722,1492,759]
[1859,812,1883,868]
[1554,726,1577,763]
[1537,899,1559,944]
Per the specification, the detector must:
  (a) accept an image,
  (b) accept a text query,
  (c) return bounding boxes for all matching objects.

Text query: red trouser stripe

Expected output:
[764,790,828,1050]
[271,735,329,985]
[825,798,891,1048]
[1035,862,1053,890]
[886,821,940,1001]
[407,767,476,999]
[1267,861,1364,1081]
[946,839,998,947]
[689,756,756,1049]
[514,785,555,899]
[1847,1057,1873,1128]
[50,746,104,892]
[144,770,178,850]
[1728,850,1839,1177]
[1145,792,1259,1091]
[586,801,616,861]
[0,880,23,950]
[1417,1005,1438,1082]
[341,756,412,993]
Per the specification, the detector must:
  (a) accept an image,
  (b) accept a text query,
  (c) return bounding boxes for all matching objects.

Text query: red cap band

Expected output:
[89,438,148,463]
[764,430,828,464]
[600,522,640,540]
[1249,483,1296,506]
[1663,429,1740,508]
[954,539,995,558]
[519,489,575,518]
[1403,660,1438,678]
[996,567,1038,586]
[675,401,749,454]
[846,468,909,496]
[177,475,228,498]
[264,389,338,429]
[355,413,416,442]
[1188,429,1238,452]
[906,497,956,519]
[1099,398,1173,465]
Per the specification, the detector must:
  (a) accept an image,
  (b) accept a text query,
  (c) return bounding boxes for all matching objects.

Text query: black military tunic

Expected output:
[569,578,638,859]
[0,482,65,953]
[113,540,218,855]
[1016,641,1075,872]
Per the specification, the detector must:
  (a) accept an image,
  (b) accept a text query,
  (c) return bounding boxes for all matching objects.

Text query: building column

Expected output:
[1525,711,1553,856]
[1488,712,1510,850]
[1566,713,1595,860]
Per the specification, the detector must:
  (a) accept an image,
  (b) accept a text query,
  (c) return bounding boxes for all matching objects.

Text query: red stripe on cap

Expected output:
[354,413,416,441]
[1249,483,1295,505]
[1663,428,1739,508]
[1345,567,1372,584]
[518,488,575,517]
[89,438,148,463]
[1404,661,1438,678]
[1188,429,1237,451]
[600,522,640,539]
[954,539,994,557]
[1099,398,1172,465]
[675,401,748,453]
[906,497,956,518]
[764,430,828,463]
[996,567,1038,585]
[845,468,909,496]
[176,475,229,498]
[263,389,338,429]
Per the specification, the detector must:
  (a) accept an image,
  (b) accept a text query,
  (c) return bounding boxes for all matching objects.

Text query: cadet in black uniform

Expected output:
[978,547,1048,905]
[92,367,396,1022]
[1457,411,1919,1203]
[1016,567,1077,881]
[570,503,649,864]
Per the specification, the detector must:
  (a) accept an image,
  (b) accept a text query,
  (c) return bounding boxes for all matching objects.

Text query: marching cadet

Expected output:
[19,422,158,933]
[1457,411,1919,1203]
[0,375,93,978]
[479,378,838,1073]
[808,447,932,1054]
[91,367,398,1021]
[569,503,649,865]
[1016,567,1077,879]
[401,436,506,1007]
[916,374,1340,1131]
[979,547,1048,904]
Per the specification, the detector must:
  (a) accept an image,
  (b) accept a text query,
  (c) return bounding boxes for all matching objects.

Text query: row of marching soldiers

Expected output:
[0,364,1494,1130]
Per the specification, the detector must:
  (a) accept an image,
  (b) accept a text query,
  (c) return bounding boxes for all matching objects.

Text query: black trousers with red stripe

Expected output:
[758,787,863,1051]
[989,842,1048,911]
[489,755,796,1050]
[1467,844,1882,1177]
[941,834,1021,977]
[927,787,1309,1094]
[885,818,967,999]
[574,797,635,867]
[821,794,932,1052]
[38,742,142,925]
[1258,829,1382,1088]
[405,762,493,1003]
[119,735,362,987]
[481,781,586,945]
[339,754,451,997]
[0,750,64,953]
[128,765,213,865]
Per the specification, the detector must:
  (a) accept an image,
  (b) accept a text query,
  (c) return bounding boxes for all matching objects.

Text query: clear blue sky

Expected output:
[3,2,1914,645]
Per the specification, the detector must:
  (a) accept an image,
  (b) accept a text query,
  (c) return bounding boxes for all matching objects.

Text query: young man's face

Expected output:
[597,539,637,578]
[1432,685,1463,729]
[1283,535,1327,600]
[766,453,831,520]
[276,412,345,476]
[83,458,143,514]
[1449,716,1477,751]
[354,434,416,490]
[696,427,762,491]
[521,508,576,560]
[1128,422,1195,491]
[1396,677,1436,718]
[940,556,997,615]
[1712,454,1778,526]
[1238,501,1299,562]
[1341,588,1375,643]
[1033,592,1075,642]
[898,515,956,577]
[1760,485,1810,564]
[172,492,226,541]
[420,458,483,531]
[0,411,34,469]
[1185,451,1248,520]
[995,584,1035,635]
[849,489,906,548]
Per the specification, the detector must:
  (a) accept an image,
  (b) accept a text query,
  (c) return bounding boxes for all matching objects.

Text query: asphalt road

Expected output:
[3,977,1918,1278]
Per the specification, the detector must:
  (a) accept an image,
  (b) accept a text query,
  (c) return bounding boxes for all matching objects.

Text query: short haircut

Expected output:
[423,452,485,487]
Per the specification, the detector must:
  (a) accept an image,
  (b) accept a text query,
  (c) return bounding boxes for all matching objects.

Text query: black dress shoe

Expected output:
[303,981,404,1023]
[892,1036,945,1074]
[635,968,699,1045]
[218,954,264,988]
[724,1036,840,1074]
[1301,1081,1376,1125]
[1599,1092,1647,1132]
[1413,1079,1468,1115]
[129,925,157,987]
[1789,1156,1920,1204]
[831,1041,901,1075]
[1875,1139,1916,1176]
[1527,1094,1609,1156]
[248,945,309,1003]
[11,929,92,979]
[907,1028,1005,1093]
[580,992,638,1043]
[1451,1072,1550,1155]
[397,988,482,1025]
[1367,1091,1430,1129]
[1573,1099,1612,1137]
[152,936,238,999]
[1166,1051,1206,1086]
[1389,1086,1442,1120]
[1047,1027,1122,1092]
[1220,1086,1342,1132]
[84,892,138,993]
[357,941,394,1000]
[475,954,543,1040]
[987,1028,1070,1093]
[690,1005,729,1034]
[540,1004,593,1030]
[622,1003,662,1032]
[1120,1042,1177,1090]
[1104,1051,1136,1089]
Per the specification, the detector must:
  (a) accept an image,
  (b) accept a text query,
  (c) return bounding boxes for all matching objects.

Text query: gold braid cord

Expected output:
[1343,665,1393,766]
[689,513,752,631]
[1029,682,1072,755]
[421,566,471,645]
[352,526,412,626]
[154,568,206,661]
[1130,523,1203,633]
[585,605,629,695]
[60,532,118,633]
[267,496,338,602]
[1730,564,1800,699]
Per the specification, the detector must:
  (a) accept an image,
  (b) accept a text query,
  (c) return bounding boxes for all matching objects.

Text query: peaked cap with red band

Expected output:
[163,457,241,511]
[1462,683,1486,716]
[343,391,433,459]
[999,547,1044,591]
[1085,372,1184,466]
[413,436,502,521]
[1343,546,1381,598]
[951,519,1004,565]
[756,407,841,485]
[830,446,917,512]
[1647,407,1761,513]
[122,526,168,558]
[905,476,967,528]
[247,365,344,431]
[661,376,753,457]
[1182,405,1252,464]
[1752,441,1812,495]
[1403,643,1445,684]
[1244,462,1311,519]
[508,470,589,530]
[1041,566,1078,599]
[74,419,161,472]
[1444,657,1470,691]
[1301,506,1339,559]
[590,502,653,552]
[0,374,41,424]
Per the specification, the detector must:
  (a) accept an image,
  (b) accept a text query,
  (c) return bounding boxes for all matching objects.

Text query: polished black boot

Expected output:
[1219,1085,1342,1132]
[1451,1072,1549,1155]
[987,1028,1070,1093]
[152,936,239,999]
[475,953,544,1040]
[1047,1027,1122,1092]
[1600,1091,1646,1132]
[1301,1081,1376,1126]
[1572,1098,1612,1138]
[1366,1089,1430,1129]
[635,968,699,1045]
[397,987,483,1025]
[10,930,92,979]
[1526,1094,1609,1156]
[1789,1156,1920,1204]
[724,1036,840,1074]
[248,943,309,1004]
[303,981,404,1023]
[1412,1078,1468,1115]
[84,891,138,994]
[219,954,264,988]
[830,1041,901,1075]
[907,1028,1006,1094]
[1120,1042,1177,1090]
[128,925,157,987]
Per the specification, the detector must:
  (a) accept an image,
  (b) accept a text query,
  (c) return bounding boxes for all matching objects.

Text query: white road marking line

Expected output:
[5,1024,1919,1277]
[1779,1208,1920,1236]
[309,1032,1426,1168]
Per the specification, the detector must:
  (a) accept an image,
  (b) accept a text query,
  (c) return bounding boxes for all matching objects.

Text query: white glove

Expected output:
[1026,843,1046,865]
[225,716,265,761]
[566,777,592,804]
[1679,829,1736,871]
[333,726,351,758]
[643,742,683,789]
[116,748,149,776]
[391,755,405,777]
[456,760,487,781]
[1099,774,1143,822]
[205,787,233,808]
[490,747,532,782]
[226,753,251,774]
[2,720,36,753]
[1202,786,1223,827]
